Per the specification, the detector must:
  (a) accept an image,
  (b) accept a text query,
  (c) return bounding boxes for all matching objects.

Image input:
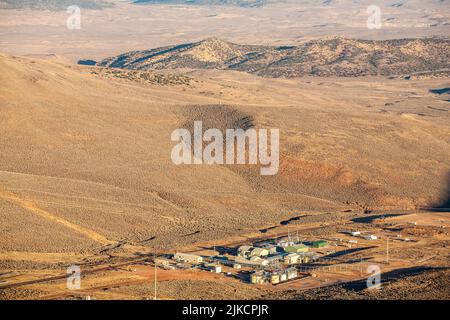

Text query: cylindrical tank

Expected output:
[251,273,263,284]
[287,269,297,279]
[270,273,280,284]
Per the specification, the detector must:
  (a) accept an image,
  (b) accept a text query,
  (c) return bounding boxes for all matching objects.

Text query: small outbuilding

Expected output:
[204,263,222,273]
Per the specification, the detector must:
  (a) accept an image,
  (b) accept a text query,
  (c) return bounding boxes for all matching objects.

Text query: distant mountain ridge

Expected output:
[133,0,269,7]
[0,0,113,10]
[98,37,450,78]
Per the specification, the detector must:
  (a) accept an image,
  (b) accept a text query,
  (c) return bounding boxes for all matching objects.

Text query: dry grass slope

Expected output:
[1,53,449,254]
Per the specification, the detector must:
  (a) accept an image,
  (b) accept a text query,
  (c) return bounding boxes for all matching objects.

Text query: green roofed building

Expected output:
[284,244,309,253]
[312,240,328,248]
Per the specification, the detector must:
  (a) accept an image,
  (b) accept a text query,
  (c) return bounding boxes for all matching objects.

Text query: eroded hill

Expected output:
[98,37,450,77]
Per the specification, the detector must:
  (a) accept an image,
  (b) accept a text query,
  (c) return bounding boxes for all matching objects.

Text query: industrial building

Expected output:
[284,253,300,264]
[251,248,269,257]
[249,256,269,266]
[237,246,269,258]
[154,258,172,266]
[284,243,309,253]
[235,255,269,267]
[276,238,296,248]
[173,253,203,264]
[250,271,266,284]
[311,240,328,248]
[250,267,299,285]
[268,246,282,255]
[266,254,285,264]
[237,245,252,257]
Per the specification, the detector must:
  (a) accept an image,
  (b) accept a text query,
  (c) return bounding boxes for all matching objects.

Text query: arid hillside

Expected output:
[0,53,449,254]
[98,38,450,77]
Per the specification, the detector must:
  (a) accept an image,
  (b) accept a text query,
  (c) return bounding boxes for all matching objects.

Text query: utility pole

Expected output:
[154,253,157,300]
[359,257,362,276]
[287,226,291,244]
[386,237,389,265]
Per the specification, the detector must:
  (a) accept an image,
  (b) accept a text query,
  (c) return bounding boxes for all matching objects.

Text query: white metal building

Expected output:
[173,253,203,264]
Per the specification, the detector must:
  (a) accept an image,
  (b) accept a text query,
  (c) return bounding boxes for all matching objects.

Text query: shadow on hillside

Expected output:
[429,87,450,95]
[427,171,450,212]
[340,266,449,292]
[351,214,405,224]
